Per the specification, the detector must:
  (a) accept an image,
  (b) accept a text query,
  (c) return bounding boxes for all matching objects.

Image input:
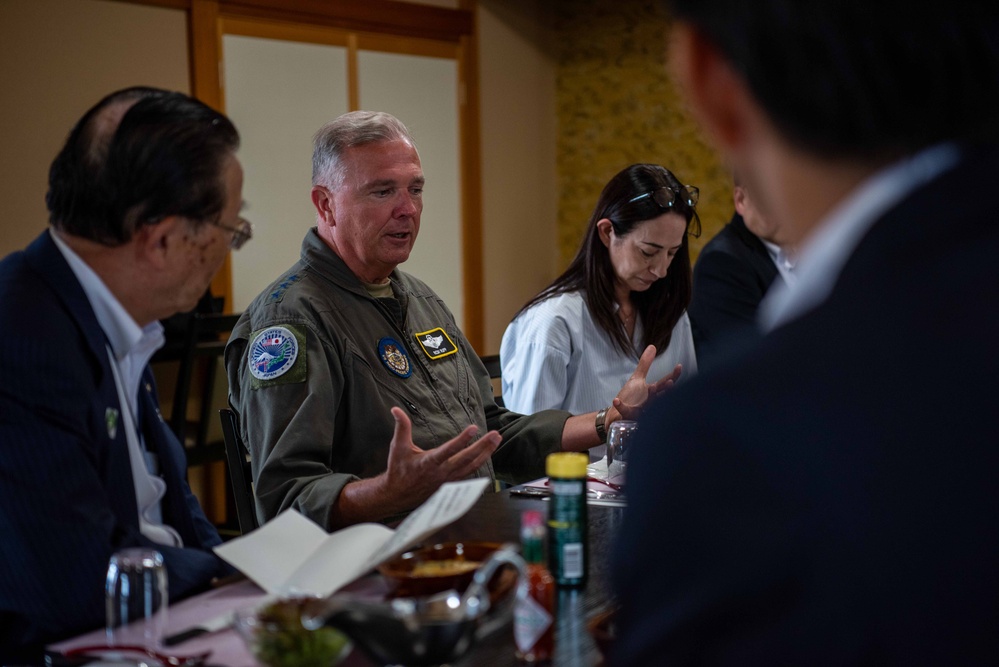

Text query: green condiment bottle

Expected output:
[545,452,588,587]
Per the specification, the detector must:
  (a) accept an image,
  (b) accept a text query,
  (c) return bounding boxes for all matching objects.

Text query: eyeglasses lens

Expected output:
[229,218,252,250]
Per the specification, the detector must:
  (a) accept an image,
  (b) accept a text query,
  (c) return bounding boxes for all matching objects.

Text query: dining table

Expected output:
[50,487,624,666]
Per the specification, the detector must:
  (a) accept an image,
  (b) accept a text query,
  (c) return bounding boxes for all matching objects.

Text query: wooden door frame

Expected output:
[112,0,485,353]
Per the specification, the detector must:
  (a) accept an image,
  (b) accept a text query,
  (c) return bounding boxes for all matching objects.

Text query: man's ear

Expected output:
[733,185,748,217]
[312,185,335,225]
[596,218,614,247]
[133,216,181,271]
[669,23,753,154]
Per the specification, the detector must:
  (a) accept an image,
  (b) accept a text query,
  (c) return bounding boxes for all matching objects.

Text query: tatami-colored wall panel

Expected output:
[222,35,350,311]
[477,0,558,352]
[358,50,464,325]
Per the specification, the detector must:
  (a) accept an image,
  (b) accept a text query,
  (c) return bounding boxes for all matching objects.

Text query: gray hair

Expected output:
[312,111,417,188]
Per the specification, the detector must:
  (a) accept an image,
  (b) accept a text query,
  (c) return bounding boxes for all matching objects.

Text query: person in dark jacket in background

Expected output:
[688,173,794,368]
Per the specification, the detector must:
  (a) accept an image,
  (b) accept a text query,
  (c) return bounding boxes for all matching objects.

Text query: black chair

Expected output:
[479,353,504,407]
[169,312,242,467]
[219,408,259,535]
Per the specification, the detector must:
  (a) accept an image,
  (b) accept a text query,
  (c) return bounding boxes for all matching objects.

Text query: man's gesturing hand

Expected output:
[332,408,501,528]
[383,407,500,507]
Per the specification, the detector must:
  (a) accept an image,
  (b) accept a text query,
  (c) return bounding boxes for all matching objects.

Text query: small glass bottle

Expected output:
[514,509,555,663]
[546,452,589,588]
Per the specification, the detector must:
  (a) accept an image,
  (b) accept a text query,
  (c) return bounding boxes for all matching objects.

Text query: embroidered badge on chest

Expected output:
[378,337,412,378]
[249,326,300,380]
[414,327,458,360]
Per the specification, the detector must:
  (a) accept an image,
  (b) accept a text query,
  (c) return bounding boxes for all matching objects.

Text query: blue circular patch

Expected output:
[249,326,299,381]
[378,337,411,378]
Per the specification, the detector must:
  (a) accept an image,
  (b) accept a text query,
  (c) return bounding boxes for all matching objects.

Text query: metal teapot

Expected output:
[302,544,525,666]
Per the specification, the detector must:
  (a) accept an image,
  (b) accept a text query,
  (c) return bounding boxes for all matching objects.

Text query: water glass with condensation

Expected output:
[607,420,638,479]
[105,548,168,649]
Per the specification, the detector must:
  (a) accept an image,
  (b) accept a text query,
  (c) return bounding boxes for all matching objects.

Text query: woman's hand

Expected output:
[612,345,682,421]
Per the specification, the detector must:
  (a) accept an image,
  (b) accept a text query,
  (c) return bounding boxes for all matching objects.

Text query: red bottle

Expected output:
[514,509,555,663]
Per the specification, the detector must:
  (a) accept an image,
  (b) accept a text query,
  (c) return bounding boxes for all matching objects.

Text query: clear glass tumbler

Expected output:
[105,547,168,649]
[607,420,638,479]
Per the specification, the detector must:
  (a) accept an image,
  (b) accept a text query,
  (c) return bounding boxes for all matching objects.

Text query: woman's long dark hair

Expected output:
[515,164,700,357]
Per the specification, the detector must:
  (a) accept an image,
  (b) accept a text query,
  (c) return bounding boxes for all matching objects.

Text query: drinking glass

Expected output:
[105,547,168,649]
[607,420,638,479]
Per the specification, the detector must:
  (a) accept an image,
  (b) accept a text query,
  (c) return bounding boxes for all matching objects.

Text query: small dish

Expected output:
[378,541,503,597]
[232,597,351,667]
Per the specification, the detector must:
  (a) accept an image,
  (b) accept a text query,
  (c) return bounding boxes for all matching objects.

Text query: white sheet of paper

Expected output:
[281,523,393,597]
[213,477,491,598]
[213,508,328,595]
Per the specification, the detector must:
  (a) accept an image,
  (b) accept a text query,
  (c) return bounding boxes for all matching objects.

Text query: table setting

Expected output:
[49,462,625,667]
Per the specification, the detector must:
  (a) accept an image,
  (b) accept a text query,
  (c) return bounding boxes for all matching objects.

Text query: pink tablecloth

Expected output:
[49,575,390,666]
[50,579,266,666]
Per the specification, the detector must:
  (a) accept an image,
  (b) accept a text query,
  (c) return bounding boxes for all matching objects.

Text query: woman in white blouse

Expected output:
[501,164,700,456]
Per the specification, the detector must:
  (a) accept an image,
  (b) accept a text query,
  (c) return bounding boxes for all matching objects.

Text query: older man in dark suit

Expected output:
[0,88,249,661]
[615,1,999,664]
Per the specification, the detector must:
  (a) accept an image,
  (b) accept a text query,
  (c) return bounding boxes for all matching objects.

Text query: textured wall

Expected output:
[554,0,729,265]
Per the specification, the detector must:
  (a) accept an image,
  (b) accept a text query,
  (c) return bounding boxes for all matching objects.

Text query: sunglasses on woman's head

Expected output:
[627,184,699,209]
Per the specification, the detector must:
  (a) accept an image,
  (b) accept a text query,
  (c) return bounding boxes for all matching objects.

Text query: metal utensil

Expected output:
[510,486,626,502]
[59,644,211,666]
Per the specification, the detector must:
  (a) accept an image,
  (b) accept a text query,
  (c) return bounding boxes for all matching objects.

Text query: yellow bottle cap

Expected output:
[546,452,588,479]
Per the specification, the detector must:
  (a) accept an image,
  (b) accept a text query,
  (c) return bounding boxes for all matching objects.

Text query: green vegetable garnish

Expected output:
[251,599,349,667]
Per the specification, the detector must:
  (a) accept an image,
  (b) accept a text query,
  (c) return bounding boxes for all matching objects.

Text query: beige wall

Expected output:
[0,0,189,259]
[477,0,558,353]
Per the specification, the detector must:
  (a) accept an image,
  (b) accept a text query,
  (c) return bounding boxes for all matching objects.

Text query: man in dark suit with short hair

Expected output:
[688,176,793,368]
[615,1,999,664]
[0,87,249,661]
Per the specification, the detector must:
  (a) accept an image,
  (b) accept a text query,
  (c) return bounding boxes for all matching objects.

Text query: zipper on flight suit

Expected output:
[372,284,471,433]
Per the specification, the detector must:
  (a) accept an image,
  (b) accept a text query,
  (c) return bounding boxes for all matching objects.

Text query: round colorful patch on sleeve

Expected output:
[378,337,412,378]
[249,326,300,381]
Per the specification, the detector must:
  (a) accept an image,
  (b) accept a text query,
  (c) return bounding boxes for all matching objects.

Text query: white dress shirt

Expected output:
[50,230,182,547]
[500,291,697,457]
[761,239,797,287]
[759,144,960,332]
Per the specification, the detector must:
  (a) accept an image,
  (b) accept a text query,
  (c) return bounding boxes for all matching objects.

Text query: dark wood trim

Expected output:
[188,0,232,519]
[457,29,485,353]
[221,15,350,46]
[106,0,192,9]
[347,33,360,111]
[188,0,234,316]
[189,0,222,110]
[218,0,472,42]
[355,32,459,59]
[109,0,471,41]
